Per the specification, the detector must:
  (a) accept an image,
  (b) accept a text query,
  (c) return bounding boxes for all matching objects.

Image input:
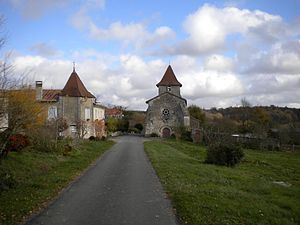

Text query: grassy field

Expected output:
[144,140,300,225]
[0,140,114,225]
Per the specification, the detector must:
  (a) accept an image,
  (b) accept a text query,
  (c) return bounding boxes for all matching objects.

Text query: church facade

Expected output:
[144,65,190,137]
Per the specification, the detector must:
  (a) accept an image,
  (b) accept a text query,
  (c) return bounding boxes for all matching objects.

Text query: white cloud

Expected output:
[70,0,105,30]
[29,42,63,57]
[166,4,283,55]
[242,41,300,75]
[85,20,175,50]
[89,21,146,43]
[244,74,300,95]
[70,3,175,51]
[181,70,244,99]
[203,54,234,72]
[8,0,70,19]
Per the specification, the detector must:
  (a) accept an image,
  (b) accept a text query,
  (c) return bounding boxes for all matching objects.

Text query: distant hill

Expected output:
[208,106,300,126]
[204,106,300,145]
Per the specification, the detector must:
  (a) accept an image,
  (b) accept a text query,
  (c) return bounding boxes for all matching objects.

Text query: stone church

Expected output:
[144,65,190,137]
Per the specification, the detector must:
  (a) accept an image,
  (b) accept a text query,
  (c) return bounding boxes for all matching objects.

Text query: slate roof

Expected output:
[61,69,95,98]
[156,65,182,87]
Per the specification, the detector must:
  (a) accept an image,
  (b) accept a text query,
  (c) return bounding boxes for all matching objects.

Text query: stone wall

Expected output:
[145,93,188,136]
[58,96,96,138]
[158,86,181,97]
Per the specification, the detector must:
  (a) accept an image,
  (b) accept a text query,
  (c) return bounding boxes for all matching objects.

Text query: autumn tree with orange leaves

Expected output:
[0,89,46,158]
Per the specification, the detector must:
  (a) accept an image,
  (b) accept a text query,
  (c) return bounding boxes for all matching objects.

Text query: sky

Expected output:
[1,0,300,110]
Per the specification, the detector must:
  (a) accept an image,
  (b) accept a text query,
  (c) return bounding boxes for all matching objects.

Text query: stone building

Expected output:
[144,65,190,137]
[35,67,106,138]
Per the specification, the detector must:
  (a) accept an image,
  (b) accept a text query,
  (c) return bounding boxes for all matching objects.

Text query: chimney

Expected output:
[35,81,43,101]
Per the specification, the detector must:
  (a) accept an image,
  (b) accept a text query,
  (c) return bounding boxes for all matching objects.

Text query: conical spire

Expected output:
[61,68,95,98]
[156,65,182,87]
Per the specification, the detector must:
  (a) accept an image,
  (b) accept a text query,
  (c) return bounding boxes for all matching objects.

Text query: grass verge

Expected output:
[0,140,114,225]
[144,139,300,225]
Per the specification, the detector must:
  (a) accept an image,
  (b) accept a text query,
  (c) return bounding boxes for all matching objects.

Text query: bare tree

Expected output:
[0,17,46,158]
[76,120,89,139]
[240,97,252,133]
[0,16,9,126]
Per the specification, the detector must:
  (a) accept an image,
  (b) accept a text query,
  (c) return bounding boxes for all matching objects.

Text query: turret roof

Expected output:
[156,65,182,87]
[61,69,95,98]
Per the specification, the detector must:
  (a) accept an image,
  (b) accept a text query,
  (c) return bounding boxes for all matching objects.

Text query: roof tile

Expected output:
[42,89,61,101]
[61,70,95,98]
[156,65,182,87]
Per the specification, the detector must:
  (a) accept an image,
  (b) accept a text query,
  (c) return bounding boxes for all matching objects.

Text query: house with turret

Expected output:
[35,67,106,138]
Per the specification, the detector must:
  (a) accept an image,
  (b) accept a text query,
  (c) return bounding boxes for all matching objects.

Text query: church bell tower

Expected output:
[156,65,182,97]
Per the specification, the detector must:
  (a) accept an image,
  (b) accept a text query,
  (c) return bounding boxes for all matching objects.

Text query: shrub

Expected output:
[150,132,159,137]
[128,128,140,133]
[205,143,244,166]
[6,134,30,153]
[63,144,73,156]
[181,130,193,142]
[89,136,96,141]
[170,133,176,139]
[134,123,144,132]
[0,171,17,191]
[175,126,193,142]
[94,136,106,141]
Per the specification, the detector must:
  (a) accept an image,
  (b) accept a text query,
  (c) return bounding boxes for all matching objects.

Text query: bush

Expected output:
[170,133,176,139]
[6,134,30,153]
[181,130,193,142]
[205,143,244,166]
[93,136,106,141]
[63,144,73,156]
[134,123,144,132]
[89,136,96,141]
[128,128,140,133]
[0,171,17,191]
[175,126,193,142]
[150,132,159,137]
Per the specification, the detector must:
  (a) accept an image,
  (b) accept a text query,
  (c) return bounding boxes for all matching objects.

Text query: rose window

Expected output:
[162,108,170,121]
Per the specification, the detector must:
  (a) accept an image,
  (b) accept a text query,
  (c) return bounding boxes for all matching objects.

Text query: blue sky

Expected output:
[1,0,300,109]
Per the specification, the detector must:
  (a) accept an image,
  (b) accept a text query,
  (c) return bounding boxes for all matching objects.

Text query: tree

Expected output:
[0,16,10,130]
[76,120,89,139]
[106,117,118,133]
[188,105,205,124]
[241,97,251,108]
[46,117,68,140]
[239,98,252,133]
[1,89,46,157]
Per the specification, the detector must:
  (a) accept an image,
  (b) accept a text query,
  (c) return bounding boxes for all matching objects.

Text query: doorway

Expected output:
[162,127,171,138]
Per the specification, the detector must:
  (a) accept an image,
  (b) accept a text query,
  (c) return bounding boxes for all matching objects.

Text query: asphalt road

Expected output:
[26,136,179,225]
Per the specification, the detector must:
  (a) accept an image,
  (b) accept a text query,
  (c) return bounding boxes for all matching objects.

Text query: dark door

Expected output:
[162,127,171,138]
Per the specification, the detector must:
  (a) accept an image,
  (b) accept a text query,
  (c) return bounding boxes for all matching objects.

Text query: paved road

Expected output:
[26,136,179,225]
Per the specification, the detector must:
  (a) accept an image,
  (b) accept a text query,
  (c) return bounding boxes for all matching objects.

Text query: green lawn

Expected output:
[144,140,300,225]
[0,140,114,225]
